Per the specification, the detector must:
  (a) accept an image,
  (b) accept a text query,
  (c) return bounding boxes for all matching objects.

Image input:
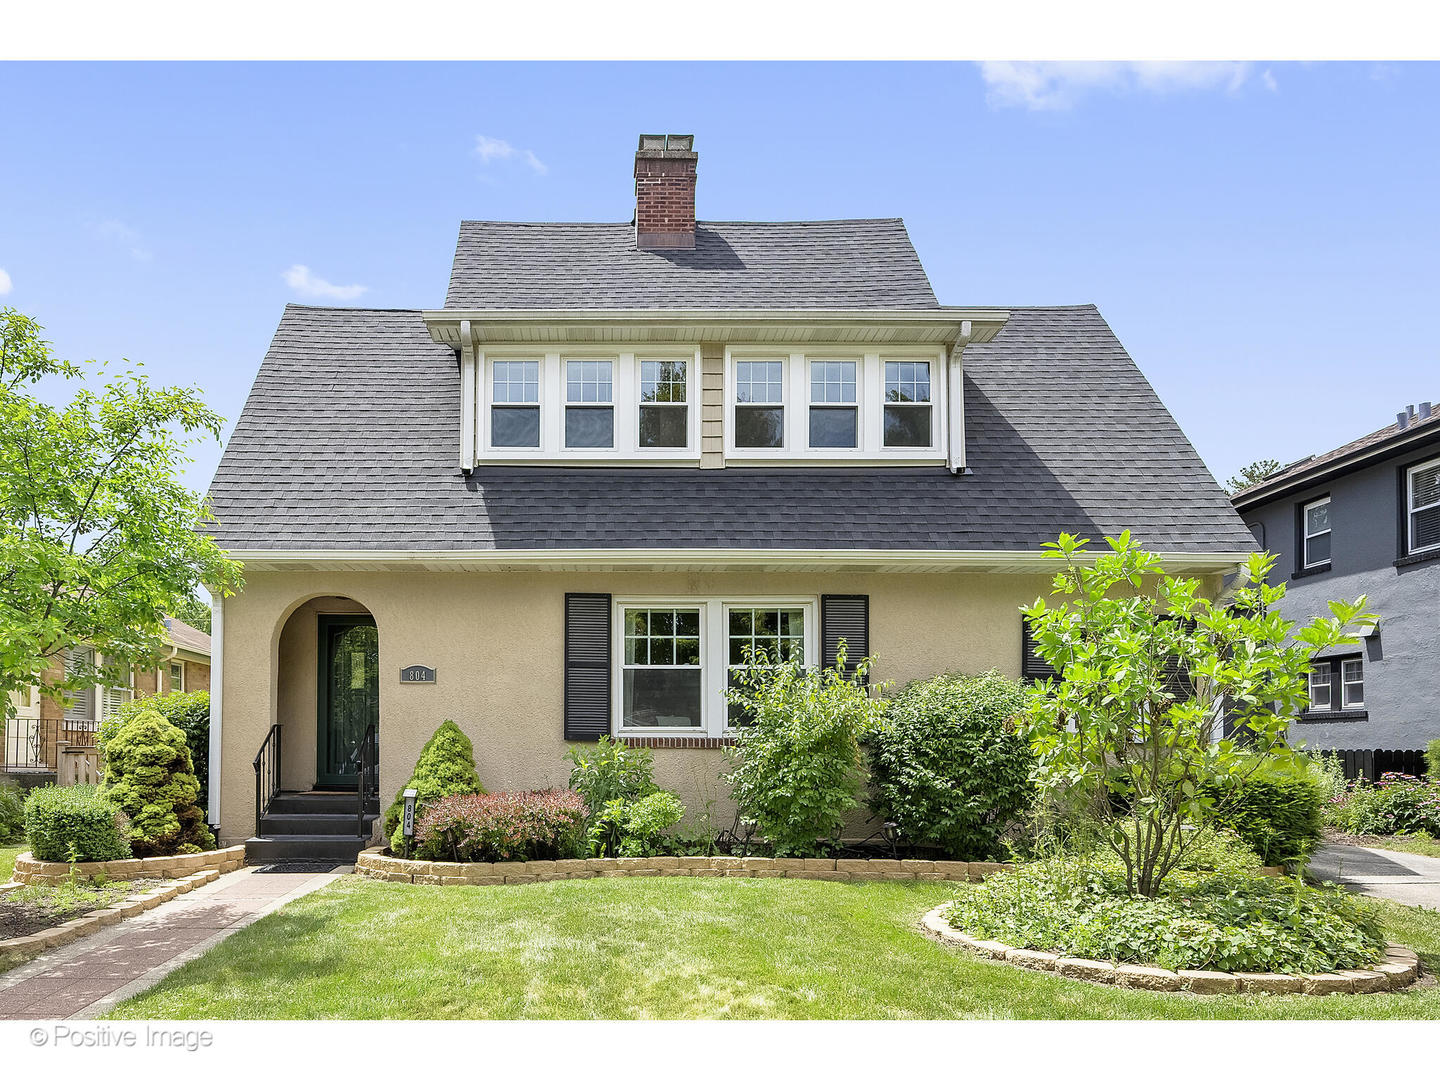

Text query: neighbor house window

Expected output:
[808,360,858,449]
[169,661,185,693]
[621,608,702,728]
[565,359,614,448]
[1407,456,1440,555]
[1302,496,1331,568]
[1306,656,1365,715]
[62,646,96,724]
[726,606,805,725]
[734,360,785,448]
[638,359,688,449]
[1307,664,1333,711]
[491,360,540,448]
[884,361,932,447]
[1341,658,1365,708]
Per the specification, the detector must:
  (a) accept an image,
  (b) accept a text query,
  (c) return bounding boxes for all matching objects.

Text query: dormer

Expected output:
[422,136,1007,473]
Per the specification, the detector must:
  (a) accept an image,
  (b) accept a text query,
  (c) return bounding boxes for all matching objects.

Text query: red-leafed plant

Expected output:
[412,789,587,863]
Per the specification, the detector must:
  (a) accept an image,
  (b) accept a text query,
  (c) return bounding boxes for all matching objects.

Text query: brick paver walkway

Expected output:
[0,865,342,1019]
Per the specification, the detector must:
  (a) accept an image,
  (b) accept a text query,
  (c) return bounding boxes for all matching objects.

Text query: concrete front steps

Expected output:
[246,790,380,863]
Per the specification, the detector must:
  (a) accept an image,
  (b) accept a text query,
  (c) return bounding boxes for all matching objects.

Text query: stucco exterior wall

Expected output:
[215,566,1226,844]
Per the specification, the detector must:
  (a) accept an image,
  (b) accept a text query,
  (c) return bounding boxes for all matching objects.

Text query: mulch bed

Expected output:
[0,878,161,941]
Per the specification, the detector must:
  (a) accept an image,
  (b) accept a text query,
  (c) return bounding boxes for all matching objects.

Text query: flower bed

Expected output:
[11,844,245,885]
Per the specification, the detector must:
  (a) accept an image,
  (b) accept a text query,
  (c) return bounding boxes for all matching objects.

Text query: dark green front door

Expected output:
[317,615,378,789]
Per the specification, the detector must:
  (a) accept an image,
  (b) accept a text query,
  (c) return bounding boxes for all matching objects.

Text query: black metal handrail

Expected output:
[356,723,378,839]
[252,724,282,839]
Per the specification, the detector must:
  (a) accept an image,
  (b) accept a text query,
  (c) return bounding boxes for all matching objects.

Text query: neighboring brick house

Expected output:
[203,134,1256,858]
[1232,402,1440,754]
[2,616,211,781]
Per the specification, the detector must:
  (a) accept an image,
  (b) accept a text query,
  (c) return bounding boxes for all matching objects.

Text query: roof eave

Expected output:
[1233,422,1440,509]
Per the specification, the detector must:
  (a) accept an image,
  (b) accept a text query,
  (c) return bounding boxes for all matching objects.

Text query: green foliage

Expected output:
[23,784,132,862]
[1091,821,1264,876]
[1199,757,1324,867]
[947,858,1385,974]
[100,709,213,856]
[386,720,485,849]
[413,790,586,862]
[101,691,210,813]
[1023,533,1373,896]
[1339,773,1440,836]
[587,791,686,857]
[0,308,242,730]
[566,736,657,819]
[0,780,26,843]
[1428,739,1440,781]
[723,644,886,857]
[170,596,212,635]
[864,670,1032,860]
[1224,458,1282,495]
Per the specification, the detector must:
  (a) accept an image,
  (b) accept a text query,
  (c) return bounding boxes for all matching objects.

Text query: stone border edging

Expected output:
[919,903,1420,995]
[356,848,1007,885]
[12,845,245,885]
[0,868,225,967]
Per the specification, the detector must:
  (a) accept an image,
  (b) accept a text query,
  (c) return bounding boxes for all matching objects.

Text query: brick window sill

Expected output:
[1292,563,1332,580]
[1395,548,1440,569]
[1296,709,1369,723]
[617,735,736,749]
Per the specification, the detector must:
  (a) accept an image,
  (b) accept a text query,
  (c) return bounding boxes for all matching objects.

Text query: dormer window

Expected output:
[808,359,858,449]
[565,359,614,449]
[884,361,932,447]
[734,360,785,448]
[639,360,688,448]
[491,360,541,448]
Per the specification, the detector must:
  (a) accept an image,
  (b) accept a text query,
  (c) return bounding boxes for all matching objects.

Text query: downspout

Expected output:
[947,320,972,474]
[206,590,223,828]
[458,319,476,473]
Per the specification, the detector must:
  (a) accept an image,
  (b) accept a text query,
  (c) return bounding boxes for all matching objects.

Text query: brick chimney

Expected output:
[634,134,697,251]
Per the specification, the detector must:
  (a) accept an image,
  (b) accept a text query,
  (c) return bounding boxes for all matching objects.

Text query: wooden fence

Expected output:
[1329,748,1430,782]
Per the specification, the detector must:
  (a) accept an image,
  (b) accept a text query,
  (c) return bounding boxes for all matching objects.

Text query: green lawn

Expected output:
[1333,834,1440,861]
[106,876,1440,1020]
[0,843,25,883]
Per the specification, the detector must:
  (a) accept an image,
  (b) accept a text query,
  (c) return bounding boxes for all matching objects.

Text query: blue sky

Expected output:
[1,61,1436,495]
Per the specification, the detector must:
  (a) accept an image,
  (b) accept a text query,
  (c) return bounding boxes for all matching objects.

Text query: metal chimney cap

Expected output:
[637,133,695,152]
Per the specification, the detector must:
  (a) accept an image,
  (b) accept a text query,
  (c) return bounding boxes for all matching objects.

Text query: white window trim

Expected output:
[1302,495,1332,569]
[1341,658,1365,709]
[1407,455,1440,555]
[805,355,864,453]
[1307,664,1333,711]
[611,596,818,737]
[476,348,701,465]
[724,347,947,465]
[169,660,186,693]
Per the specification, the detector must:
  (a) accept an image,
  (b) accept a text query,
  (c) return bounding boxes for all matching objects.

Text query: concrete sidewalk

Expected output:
[1309,843,1440,910]
[0,864,344,1020]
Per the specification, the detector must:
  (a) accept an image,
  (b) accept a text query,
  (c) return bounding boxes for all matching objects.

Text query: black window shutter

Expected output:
[1021,616,1060,681]
[821,594,869,680]
[564,593,611,741]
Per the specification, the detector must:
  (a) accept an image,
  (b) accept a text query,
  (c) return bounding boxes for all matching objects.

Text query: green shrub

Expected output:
[566,736,656,819]
[1092,821,1263,875]
[100,709,214,856]
[101,691,211,814]
[864,670,1031,859]
[414,790,586,862]
[386,720,485,849]
[0,780,24,843]
[1428,739,1440,781]
[1199,757,1324,867]
[587,790,686,857]
[723,646,886,857]
[23,784,132,862]
[1342,773,1440,836]
[946,857,1385,973]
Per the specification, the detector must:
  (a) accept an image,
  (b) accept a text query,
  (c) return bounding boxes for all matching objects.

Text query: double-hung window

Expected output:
[621,608,703,728]
[638,359,688,448]
[1407,456,1440,556]
[1307,664,1333,711]
[1306,656,1365,715]
[169,661,185,693]
[726,606,806,724]
[883,361,932,447]
[808,360,858,449]
[565,359,614,448]
[734,360,785,448]
[1302,496,1331,568]
[491,360,541,448]
[1341,658,1365,708]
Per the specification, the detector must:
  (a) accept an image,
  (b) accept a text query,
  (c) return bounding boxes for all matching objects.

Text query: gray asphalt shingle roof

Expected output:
[444,220,939,309]
[206,304,1254,554]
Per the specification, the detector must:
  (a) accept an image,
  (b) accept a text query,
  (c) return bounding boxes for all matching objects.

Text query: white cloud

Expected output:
[281,265,369,301]
[978,61,1256,111]
[1262,69,1278,93]
[0,268,11,295]
[96,219,153,262]
[472,134,548,175]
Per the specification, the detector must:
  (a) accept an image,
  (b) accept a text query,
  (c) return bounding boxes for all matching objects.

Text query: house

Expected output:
[204,134,1256,857]
[2,616,211,784]
[1232,402,1440,757]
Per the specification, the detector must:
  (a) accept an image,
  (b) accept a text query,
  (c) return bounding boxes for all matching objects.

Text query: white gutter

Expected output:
[424,306,1011,325]
[205,590,223,828]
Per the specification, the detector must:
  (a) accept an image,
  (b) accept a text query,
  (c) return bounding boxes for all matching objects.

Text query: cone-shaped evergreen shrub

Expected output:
[386,720,486,849]
[100,709,214,856]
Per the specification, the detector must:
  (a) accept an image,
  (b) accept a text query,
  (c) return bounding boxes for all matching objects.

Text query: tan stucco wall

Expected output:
[215,567,1223,844]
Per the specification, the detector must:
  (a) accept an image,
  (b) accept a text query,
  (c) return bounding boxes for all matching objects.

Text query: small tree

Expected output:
[101,708,214,856]
[1023,532,1372,897]
[0,309,242,725]
[1225,458,1281,494]
[385,720,485,849]
[101,690,210,813]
